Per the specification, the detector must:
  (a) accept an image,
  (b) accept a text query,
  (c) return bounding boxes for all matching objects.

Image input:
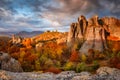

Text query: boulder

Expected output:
[0,52,23,72]
[72,67,120,80]
[56,71,76,80]
[72,72,91,80]
[95,67,120,80]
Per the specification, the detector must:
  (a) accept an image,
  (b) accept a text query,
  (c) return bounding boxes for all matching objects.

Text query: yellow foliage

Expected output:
[22,38,32,47]
[81,54,87,62]
[20,51,26,58]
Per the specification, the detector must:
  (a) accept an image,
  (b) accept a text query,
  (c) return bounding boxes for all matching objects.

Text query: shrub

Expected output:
[92,60,99,70]
[81,54,87,62]
[35,60,41,71]
[21,61,33,72]
[39,55,48,66]
[44,59,54,68]
[110,56,120,69]
[45,67,62,74]
[69,51,80,62]
[64,62,76,71]
[54,60,61,67]
[76,62,87,72]
[88,49,94,62]
[11,52,20,60]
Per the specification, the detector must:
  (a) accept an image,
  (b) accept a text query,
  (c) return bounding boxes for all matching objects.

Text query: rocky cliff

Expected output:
[67,15,120,54]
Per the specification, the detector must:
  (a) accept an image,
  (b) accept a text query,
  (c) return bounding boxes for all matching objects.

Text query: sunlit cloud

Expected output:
[0,0,119,32]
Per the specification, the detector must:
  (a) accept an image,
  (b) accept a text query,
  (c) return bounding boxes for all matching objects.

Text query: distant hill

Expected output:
[0,32,16,37]
[15,31,43,38]
[0,31,43,38]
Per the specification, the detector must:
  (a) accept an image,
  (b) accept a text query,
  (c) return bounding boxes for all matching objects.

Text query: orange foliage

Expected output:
[107,36,120,41]
[112,41,120,52]
[116,64,120,69]
[11,52,20,59]
[40,42,67,59]
[8,45,20,53]
[26,54,38,62]
[20,48,27,52]
[45,67,62,74]
[22,38,32,49]
[69,50,80,62]
[110,56,120,69]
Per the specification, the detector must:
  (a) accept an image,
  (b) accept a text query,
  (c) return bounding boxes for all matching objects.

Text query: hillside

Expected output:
[32,31,68,43]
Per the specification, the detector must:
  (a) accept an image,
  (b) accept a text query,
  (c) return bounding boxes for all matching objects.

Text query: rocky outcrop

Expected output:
[67,15,120,54]
[35,42,44,51]
[79,15,109,54]
[56,37,67,44]
[67,15,87,44]
[12,34,23,46]
[0,52,23,72]
[102,17,120,40]
[0,67,119,80]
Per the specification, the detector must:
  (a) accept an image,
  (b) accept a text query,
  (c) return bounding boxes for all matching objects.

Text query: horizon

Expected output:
[0,0,120,32]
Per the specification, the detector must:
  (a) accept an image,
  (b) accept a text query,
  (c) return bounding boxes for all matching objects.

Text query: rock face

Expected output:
[102,17,120,40]
[67,15,87,44]
[0,52,23,72]
[79,15,109,54]
[0,67,120,80]
[67,15,120,54]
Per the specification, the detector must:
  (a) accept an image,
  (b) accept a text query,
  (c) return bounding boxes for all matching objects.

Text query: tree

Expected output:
[69,50,80,62]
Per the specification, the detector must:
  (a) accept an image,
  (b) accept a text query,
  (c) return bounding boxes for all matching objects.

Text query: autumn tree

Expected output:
[69,50,80,62]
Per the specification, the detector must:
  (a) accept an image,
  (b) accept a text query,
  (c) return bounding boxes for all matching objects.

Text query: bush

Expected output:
[45,67,62,74]
[69,51,80,62]
[110,56,120,69]
[39,55,48,66]
[44,59,54,68]
[35,60,41,71]
[92,60,99,70]
[76,62,87,72]
[81,54,87,62]
[64,62,76,71]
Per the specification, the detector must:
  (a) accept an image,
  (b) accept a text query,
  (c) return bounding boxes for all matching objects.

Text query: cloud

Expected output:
[0,0,119,32]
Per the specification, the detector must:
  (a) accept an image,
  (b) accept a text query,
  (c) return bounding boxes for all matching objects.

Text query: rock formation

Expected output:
[67,15,120,54]
[79,15,109,54]
[67,15,88,44]
[0,52,23,72]
[102,17,120,40]
[78,15,88,39]
[12,34,23,45]
[0,67,120,80]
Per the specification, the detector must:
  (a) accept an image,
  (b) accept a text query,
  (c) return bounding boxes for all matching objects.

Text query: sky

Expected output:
[0,0,120,32]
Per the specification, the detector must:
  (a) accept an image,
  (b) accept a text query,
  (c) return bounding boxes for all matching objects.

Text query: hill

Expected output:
[32,31,68,44]
[0,31,43,38]
[15,31,43,38]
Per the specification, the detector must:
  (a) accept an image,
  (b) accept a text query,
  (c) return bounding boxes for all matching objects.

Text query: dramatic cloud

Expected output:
[0,0,119,32]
